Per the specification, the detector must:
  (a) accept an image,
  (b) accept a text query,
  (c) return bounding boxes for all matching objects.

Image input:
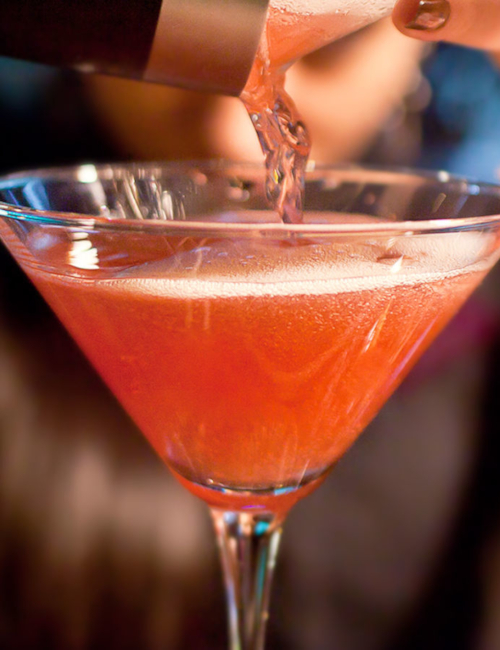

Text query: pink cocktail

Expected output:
[0,162,499,648]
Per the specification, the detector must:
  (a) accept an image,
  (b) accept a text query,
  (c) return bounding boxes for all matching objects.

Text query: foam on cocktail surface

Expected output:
[110,230,494,298]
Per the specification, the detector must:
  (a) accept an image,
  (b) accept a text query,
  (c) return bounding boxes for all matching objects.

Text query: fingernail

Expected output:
[405,0,451,31]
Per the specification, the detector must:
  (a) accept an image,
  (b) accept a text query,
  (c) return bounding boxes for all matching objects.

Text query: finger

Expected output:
[393,0,500,52]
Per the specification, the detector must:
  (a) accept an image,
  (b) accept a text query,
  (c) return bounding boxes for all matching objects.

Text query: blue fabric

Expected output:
[419,44,500,182]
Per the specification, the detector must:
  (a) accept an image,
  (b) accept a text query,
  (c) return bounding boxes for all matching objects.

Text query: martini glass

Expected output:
[0,161,499,649]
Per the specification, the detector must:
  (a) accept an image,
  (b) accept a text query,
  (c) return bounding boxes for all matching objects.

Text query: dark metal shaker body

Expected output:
[0,0,269,95]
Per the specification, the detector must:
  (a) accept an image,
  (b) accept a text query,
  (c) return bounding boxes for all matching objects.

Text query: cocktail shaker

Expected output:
[0,0,270,96]
[1,0,398,96]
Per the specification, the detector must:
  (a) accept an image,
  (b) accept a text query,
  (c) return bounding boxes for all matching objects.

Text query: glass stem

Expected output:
[210,509,284,650]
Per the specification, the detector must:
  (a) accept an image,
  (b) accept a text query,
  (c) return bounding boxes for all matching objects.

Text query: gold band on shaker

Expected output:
[145,0,269,95]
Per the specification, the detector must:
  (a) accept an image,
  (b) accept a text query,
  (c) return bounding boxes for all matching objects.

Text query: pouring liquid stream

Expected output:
[240,1,396,224]
[241,66,310,225]
[240,9,312,225]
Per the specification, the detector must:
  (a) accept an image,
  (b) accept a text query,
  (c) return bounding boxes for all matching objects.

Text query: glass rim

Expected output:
[1,160,500,235]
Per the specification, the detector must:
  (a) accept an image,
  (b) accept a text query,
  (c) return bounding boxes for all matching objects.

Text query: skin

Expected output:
[393,0,500,65]
[394,0,500,51]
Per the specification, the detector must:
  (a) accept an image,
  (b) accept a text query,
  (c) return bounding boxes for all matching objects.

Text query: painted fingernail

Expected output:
[405,0,451,31]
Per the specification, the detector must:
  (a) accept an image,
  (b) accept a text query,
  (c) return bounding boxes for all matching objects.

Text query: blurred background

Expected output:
[2,21,500,649]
